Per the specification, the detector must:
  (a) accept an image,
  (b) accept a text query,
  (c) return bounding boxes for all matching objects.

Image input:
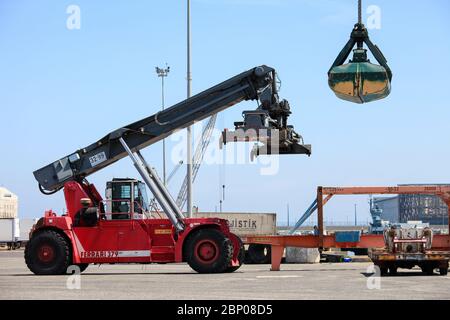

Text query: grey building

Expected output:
[398,184,449,225]
[0,187,18,219]
[374,184,449,225]
[373,196,399,223]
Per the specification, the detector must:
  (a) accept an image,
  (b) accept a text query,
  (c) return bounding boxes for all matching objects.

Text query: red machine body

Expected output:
[28,181,242,273]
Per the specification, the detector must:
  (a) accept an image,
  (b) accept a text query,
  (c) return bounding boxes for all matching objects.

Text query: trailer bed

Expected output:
[369,248,449,276]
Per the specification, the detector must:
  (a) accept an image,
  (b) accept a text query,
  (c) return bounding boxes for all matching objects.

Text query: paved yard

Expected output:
[1,250,449,300]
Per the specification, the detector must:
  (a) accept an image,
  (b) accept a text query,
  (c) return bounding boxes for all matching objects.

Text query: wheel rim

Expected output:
[37,244,55,263]
[194,240,219,264]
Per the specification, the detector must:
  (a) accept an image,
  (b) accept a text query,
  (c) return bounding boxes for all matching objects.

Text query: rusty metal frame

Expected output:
[317,186,450,238]
[243,185,450,271]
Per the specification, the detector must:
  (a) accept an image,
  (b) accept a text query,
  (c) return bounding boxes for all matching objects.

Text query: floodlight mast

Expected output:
[155,64,170,185]
[186,0,193,217]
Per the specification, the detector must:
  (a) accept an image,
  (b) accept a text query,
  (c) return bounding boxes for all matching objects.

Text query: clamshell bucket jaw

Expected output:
[329,48,391,104]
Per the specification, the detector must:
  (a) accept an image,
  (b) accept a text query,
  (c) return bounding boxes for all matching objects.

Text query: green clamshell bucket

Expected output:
[328,21,392,104]
[328,49,391,104]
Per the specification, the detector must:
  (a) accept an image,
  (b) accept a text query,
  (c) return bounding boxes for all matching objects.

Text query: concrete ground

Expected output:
[1,250,449,300]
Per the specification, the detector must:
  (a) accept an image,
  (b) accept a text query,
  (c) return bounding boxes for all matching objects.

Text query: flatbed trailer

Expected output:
[242,186,450,271]
[369,248,449,276]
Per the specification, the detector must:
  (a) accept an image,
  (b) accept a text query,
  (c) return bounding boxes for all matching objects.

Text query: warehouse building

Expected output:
[374,184,449,225]
[398,184,449,225]
[0,187,18,219]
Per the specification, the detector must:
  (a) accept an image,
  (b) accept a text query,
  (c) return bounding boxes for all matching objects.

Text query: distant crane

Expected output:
[148,114,219,213]
[167,160,184,184]
[176,114,218,209]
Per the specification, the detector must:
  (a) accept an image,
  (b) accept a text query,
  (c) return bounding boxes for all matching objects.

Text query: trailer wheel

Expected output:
[246,244,271,264]
[25,230,71,275]
[185,229,233,274]
[389,266,398,276]
[421,266,434,276]
[439,268,448,276]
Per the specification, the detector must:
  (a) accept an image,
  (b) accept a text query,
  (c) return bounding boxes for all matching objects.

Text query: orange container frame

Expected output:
[242,186,450,271]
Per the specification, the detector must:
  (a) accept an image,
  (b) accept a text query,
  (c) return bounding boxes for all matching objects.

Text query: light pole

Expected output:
[287,203,290,227]
[155,64,170,185]
[186,0,193,217]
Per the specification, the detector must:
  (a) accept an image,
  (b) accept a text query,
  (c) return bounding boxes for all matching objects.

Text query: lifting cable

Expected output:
[358,0,362,25]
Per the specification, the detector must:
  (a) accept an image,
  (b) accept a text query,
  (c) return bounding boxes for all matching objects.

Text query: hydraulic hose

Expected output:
[38,183,62,195]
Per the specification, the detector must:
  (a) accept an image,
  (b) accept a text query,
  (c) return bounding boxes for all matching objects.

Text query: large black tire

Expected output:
[225,237,245,273]
[421,266,435,276]
[246,244,271,264]
[389,266,398,276]
[439,268,448,276]
[25,230,71,275]
[185,229,233,274]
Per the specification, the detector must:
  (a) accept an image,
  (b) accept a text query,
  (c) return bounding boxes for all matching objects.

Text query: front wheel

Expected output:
[24,230,71,275]
[185,229,233,274]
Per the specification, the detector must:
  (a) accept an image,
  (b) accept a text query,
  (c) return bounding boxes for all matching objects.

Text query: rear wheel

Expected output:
[24,230,71,275]
[439,268,448,276]
[389,266,398,276]
[421,266,434,276]
[185,229,233,274]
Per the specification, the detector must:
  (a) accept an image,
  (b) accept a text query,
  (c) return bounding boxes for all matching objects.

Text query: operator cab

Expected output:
[104,178,150,220]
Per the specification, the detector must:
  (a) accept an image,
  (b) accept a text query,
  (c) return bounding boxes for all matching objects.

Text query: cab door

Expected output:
[116,219,151,263]
[115,182,151,263]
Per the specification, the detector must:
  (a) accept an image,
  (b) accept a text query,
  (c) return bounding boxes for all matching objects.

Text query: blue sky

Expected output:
[1,0,449,225]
